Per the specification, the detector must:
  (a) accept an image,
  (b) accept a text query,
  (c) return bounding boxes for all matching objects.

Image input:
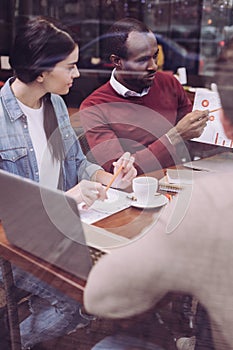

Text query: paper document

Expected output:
[192,88,233,148]
[78,187,131,224]
[184,152,233,172]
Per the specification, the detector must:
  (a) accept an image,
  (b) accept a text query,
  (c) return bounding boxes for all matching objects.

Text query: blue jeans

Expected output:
[0,265,89,349]
[91,334,166,350]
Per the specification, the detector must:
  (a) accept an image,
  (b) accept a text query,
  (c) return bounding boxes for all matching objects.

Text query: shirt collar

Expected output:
[110,68,150,97]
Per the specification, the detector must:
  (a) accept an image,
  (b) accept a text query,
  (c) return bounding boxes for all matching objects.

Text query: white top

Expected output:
[17,99,60,189]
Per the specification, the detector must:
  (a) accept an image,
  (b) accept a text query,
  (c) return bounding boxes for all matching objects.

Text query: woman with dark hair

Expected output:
[0,17,136,349]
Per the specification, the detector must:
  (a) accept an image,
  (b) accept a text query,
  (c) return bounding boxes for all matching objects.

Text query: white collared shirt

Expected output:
[110,68,150,97]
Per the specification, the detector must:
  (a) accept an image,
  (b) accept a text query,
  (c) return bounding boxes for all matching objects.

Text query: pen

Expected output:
[199,108,222,120]
[164,193,173,201]
[209,107,222,113]
[105,165,123,192]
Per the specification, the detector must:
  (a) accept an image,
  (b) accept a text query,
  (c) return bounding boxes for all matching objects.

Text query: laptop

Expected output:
[0,170,129,280]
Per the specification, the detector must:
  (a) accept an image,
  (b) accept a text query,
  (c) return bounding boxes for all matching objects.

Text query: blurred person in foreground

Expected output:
[84,38,233,350]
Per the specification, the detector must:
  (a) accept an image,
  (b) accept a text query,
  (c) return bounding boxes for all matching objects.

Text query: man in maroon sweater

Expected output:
[79,18,208,174]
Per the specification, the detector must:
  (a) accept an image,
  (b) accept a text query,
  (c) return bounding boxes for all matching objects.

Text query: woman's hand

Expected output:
[90,152,137,192]
[112,152,137,189]
[66,180,107,207]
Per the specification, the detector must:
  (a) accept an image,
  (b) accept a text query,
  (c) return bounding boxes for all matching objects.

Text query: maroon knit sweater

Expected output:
[80,71,192,174]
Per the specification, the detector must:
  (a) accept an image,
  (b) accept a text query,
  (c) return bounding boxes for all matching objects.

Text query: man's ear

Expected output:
[110,54,122,68]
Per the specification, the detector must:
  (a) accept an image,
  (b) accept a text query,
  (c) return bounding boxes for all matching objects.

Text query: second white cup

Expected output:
[132,176,158,204]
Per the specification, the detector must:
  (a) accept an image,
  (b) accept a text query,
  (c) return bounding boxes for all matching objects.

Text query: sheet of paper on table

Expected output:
[191,88,233,148]
[78,187,131,224]
[184,152,233,172]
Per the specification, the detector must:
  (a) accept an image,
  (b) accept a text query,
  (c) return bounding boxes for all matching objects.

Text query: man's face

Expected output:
[114,31,159,92]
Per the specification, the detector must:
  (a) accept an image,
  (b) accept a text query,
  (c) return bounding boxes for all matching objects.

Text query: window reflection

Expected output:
[0,0,233,102]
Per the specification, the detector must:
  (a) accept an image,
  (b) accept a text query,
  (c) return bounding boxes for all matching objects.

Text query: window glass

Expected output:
[0,0,233,103]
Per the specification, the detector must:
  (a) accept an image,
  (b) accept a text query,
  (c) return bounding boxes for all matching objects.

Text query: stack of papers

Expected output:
[159,176,183,193]
[159,168,194,193]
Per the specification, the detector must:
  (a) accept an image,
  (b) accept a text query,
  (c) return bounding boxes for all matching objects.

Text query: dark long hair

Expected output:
[10,17,77,161]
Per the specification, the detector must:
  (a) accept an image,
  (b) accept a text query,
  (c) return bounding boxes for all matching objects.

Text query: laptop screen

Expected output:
[0,170,93,280]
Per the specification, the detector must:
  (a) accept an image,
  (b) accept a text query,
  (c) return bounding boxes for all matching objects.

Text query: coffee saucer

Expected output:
[130,194,169,209]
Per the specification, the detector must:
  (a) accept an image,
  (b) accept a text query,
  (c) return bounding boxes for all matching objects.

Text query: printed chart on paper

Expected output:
[192,88,233,148]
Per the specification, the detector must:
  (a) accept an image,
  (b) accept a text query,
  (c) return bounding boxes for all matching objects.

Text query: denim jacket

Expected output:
[0,78,102,190]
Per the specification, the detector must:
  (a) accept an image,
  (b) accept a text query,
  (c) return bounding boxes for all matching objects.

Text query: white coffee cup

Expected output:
[132,176,159,204]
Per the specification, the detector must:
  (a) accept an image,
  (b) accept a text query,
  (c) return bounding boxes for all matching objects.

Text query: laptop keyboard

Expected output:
[88,246,106,265]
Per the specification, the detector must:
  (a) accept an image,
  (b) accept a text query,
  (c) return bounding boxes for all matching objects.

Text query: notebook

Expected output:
[0,170,129,280]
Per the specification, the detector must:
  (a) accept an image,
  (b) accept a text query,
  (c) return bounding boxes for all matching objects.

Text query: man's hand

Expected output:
[176,109,209,140]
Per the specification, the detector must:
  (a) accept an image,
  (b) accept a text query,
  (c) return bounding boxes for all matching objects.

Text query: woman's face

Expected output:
[41,45,80,95]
